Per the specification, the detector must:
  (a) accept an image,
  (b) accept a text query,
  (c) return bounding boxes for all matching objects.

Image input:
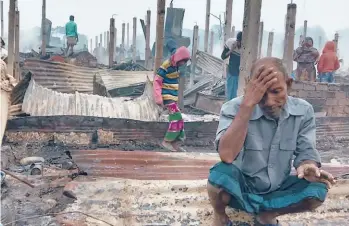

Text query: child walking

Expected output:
[153,46,191,152]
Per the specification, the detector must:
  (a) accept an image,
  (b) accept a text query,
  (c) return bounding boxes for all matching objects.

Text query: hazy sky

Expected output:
[1,0,348,40]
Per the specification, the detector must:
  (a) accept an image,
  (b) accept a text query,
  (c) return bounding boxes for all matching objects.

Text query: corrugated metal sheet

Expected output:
[71,150,349,179]
[196,50,224,77]
[24,59,98,93]
[21,78,161,121]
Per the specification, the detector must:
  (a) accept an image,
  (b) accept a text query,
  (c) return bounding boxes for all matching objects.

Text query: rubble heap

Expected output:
[66,51,97,68]
[112,60,149,71]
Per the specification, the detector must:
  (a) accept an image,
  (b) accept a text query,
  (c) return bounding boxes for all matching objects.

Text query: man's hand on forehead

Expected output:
[242,65,278,108]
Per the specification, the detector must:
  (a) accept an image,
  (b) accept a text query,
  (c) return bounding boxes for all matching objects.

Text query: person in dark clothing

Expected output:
[221,32,242,100]
[1,38,5,48]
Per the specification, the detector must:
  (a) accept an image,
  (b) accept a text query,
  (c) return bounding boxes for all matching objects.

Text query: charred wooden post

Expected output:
[257,21,264,59]
[1,0,4,38]
[231,25,235,38]
[121,23,125,60]
[154,0,166,72]
[127,22,130,50]
[224,0,233,43]
[115,28,117,50]
[237,0,262,96]
[145,10,151,69]
[267,31,274,57]
[14,8,20,80]
[132,17,137,62]
[204,0,211,52]
[190,25,199,87]
[334,32,339,53]
[7,0,16,76]
[41,0,46,56]
[104,31,107,48]
[107,31,110,53]
[95,35,98,49]
[303,20,307,38]
[209,30,214,54]
[100,33,103,46]
[109,17,115,67]
[283,3,297,75]
[114,28,117,60]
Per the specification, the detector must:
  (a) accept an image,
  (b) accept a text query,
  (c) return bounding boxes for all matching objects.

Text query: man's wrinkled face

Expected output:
[237,41,241,48]
[253,60,290,119]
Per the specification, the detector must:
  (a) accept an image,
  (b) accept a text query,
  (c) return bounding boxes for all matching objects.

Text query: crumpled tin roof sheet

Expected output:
[98,70,154,91]
[21,78,161,121]
[62,150,349,225]
[24,59,99,93]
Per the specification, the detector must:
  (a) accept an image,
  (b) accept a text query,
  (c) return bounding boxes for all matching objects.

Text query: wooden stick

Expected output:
[2,169,35,188]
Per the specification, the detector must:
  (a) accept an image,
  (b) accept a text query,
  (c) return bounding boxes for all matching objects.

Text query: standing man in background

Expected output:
[65,15,78,56]
[221,32,243,101]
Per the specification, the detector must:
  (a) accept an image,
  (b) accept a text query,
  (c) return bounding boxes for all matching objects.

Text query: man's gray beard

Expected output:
[264,108,282,119]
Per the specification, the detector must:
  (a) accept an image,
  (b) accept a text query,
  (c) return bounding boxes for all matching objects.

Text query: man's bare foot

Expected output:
[213,212,231,226]
[161,141,177,152]
[256,214,279,225]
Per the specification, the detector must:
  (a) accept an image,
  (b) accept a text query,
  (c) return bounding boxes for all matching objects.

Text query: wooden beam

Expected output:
[145,10,151,69]
[114,28,117,60]
[237,0,262,96]
[121,23,125,61]
[154,0,166,73]
[121,23,125,47]
[204,0,211,52]
[334,32,339,54]
[127,22,130,49]
[283,3,297,75]
[7,0,16,76]
[132,17,137,62]
[41,0,46,56]
[209,30,214,55]
[190,25,199,87]
[100,33,102,47]
[224,0,233,43]
[104,31,107,48]
[267,31,274,57]
[107,31,110,53]
[257,21,264,59]
[109,18,115,67]
[14,9,20,80]
[303,20,307,38]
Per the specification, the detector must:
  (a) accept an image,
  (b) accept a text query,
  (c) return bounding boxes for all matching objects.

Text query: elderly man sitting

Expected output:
[207,57,336,226]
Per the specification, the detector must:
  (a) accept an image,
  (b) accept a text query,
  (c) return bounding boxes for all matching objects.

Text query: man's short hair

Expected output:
[236,32,242,42]
[250,57,289,80]
[69,15,74,21]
